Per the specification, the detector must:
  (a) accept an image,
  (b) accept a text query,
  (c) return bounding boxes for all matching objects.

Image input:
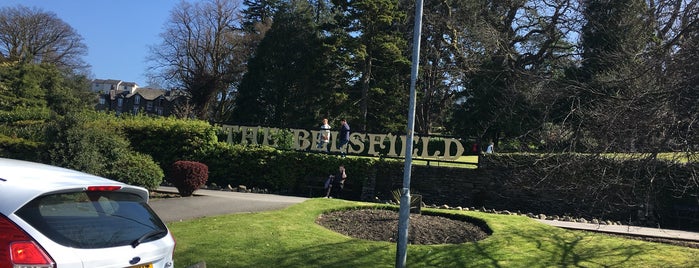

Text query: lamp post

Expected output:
[395,0,423,266]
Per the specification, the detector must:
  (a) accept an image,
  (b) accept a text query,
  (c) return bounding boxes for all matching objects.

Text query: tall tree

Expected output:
[564,0,657,152]
[331,0,410,132]
[149,0,247,120]
[240,0,281,57]
[242,0,282,31]
[670,30,699,154]
[0,62,92,115]
[233,0,342,127]
[400,0,457,134]
[647,0,699,155]
[0,5,88,71]
[445,0,579,144]
[579,0,652,78]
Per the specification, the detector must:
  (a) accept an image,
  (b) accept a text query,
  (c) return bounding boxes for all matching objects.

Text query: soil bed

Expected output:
[316,208,490,245]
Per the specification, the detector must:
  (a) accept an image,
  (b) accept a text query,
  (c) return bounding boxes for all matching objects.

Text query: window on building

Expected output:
[99,96,106,105]
[134,95,141,105]
[146,101,153,111]
[133,107,139,114]
[117,98,123,107]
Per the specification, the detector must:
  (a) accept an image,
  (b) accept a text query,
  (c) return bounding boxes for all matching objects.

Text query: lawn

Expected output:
[379,155,480,168]
[168,198,699,267]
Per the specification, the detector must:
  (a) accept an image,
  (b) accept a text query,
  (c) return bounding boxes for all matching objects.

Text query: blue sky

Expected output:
[1,0,180,86]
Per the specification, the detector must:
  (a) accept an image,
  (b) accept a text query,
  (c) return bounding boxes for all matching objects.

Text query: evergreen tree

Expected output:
[579,0,652,79]
[331,0,410,132]
[242,0,283,32]
[569,0,656,151]
[233,0,341,127]
[0,62,92,114]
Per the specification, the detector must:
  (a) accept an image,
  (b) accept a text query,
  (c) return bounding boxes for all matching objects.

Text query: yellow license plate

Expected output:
[128,263,153,268]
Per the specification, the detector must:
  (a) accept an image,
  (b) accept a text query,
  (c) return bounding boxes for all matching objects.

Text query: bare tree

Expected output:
[148,0,248,121]
[444,0,580,144]
[0,5,88,70]
[648,0,699,156]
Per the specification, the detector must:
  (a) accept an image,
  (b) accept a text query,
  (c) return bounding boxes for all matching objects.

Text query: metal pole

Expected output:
[396,0,423,266]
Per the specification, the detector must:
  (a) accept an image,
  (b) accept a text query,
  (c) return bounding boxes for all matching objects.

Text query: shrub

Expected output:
[0,134,41,161]
[44,112,130,175]
[118,116,218,171]
[108,152,164,190]
[169,160,209,197]
[0,107,51,123]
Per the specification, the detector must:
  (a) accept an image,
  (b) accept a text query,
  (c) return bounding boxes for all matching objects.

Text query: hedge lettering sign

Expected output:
[220,124,469,160]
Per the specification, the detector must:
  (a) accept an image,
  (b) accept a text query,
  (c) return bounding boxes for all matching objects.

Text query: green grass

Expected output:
[169,199,699,267]
[603,152,697,163]
[387,155,479,168]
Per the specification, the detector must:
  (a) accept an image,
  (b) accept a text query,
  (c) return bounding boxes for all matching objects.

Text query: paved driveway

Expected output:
[149,187,308,223]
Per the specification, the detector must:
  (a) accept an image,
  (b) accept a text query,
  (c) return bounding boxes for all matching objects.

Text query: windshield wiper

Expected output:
[131,229,168,248]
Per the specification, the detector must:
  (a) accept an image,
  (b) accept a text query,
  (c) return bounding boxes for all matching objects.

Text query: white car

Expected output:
[0,158,175,268]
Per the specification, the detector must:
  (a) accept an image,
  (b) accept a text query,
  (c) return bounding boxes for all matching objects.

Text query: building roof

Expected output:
[108,89,128,100]
[106,87,189,102]
[133,88,167,100]
[121,82,138,88]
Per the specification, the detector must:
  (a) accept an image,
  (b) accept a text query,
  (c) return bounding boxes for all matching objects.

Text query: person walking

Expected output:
[337,119,350,157]
[323,175,335,198]
[485,140,494,154]
[327,165,347,198]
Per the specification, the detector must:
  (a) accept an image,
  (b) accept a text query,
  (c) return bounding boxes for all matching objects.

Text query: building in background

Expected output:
[93,79,189,117]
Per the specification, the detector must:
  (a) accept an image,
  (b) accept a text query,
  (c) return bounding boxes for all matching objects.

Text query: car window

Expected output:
[16,191,167,249]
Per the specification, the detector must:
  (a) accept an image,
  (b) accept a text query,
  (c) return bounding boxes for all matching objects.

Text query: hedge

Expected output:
[108,152,164,190]
[193,142,376,197]
[115,116,218,171]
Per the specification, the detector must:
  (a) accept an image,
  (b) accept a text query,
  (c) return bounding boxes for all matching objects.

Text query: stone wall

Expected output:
[360,156,699,231]
[370,165,504,209]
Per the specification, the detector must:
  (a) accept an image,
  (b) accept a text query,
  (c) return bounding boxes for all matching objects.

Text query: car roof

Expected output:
[0,158,147,215]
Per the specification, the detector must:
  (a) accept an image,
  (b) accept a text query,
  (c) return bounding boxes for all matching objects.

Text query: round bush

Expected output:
[169,160,209,197]
[108,152,164,190]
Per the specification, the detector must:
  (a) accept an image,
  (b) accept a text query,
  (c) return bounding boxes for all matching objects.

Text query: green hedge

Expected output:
[115,116,218,172]
[193,142,376,197]
[102,116,377,197]
[102,116,427,199]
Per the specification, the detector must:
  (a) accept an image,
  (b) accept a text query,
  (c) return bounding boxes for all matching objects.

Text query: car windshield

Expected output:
[16,191,167,249]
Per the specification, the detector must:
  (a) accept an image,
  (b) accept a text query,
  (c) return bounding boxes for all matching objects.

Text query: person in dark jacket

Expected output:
[337,119,350,157]
[325,165,347,198]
